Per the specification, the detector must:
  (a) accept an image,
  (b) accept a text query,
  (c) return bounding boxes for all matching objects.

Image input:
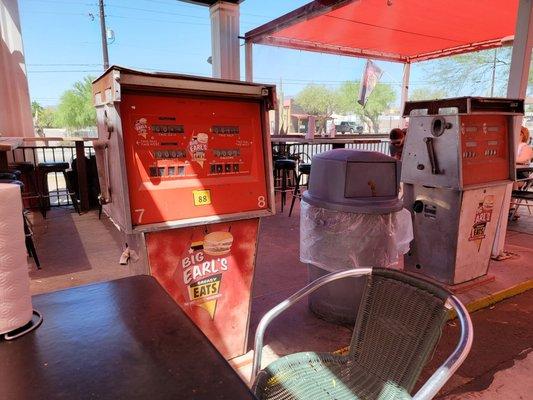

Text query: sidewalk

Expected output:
[436,289,533,399]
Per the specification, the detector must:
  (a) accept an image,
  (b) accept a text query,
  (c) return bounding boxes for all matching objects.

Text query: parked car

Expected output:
[335,121,364,134]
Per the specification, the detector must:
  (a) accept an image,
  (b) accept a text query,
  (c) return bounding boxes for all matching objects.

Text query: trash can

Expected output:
[300,149,412,324]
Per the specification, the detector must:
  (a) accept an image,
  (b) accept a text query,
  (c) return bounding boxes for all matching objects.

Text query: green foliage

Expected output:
[409,88,448,101]
[335,81,396,133]
[40,107,57,128]
[55,76,96,131]
[424,48,515,97]
[295,84,338,132]
[295,84,337,117]
[31,101,57,131]
[31,101,44,118]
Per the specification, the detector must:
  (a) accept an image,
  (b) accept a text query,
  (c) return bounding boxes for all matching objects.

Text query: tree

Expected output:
[55,76,96,131]
[335,81,396,134]
[31,101,44,118]
[31,101,57,135]
[409,88,448,101]
[421,48,533,97]
[295,84,337,132]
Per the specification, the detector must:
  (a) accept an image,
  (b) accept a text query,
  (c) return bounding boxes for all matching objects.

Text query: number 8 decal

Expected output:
[258,196,266,208]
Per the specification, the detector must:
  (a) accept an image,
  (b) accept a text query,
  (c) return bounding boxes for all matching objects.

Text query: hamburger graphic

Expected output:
[203,231,234,256]
[197,132,208,144]
[189,132,209,167]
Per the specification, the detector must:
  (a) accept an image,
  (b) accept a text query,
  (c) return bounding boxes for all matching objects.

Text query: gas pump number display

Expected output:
[122,92,269,226]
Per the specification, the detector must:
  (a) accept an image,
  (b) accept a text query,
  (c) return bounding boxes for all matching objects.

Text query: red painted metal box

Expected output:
[93,67,275,359]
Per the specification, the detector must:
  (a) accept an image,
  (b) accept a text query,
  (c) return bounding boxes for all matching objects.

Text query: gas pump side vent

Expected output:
[403,97,524,116]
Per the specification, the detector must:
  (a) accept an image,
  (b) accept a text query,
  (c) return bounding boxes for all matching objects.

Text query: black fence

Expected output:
[271,140,390,162]
[9,145,95,207]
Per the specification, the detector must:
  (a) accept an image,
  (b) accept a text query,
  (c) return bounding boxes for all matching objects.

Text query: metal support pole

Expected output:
[493,0,533,257]
[400,62,411,128]
[210,1,240,80]
[245,41,253,82]
[99,0,109,70]
[490,48,498,97]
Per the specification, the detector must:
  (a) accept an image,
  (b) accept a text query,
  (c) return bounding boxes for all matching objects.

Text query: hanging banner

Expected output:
[146,218,260,359]
[358,59,383,107]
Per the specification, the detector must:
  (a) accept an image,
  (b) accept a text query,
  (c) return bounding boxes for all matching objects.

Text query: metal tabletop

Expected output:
[0,275,256,400]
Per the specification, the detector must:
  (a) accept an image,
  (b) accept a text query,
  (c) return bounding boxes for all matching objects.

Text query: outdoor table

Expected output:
[0,137,23,170]
[0,276,256,400]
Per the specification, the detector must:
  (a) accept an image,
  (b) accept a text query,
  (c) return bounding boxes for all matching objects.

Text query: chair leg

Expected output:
[289,173,301,217]
[23,216,40,269]
[281,171,285,212]
[63,171,81,214]
[37,172,48,219]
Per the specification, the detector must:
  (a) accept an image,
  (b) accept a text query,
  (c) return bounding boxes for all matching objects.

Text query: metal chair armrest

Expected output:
[413,295,474,400]
[251,267,373,381]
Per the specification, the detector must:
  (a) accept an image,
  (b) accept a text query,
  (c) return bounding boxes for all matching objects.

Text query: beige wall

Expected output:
[0,0,33,137]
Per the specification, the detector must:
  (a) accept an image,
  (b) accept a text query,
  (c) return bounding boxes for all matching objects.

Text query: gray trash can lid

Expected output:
[303,149,403,214]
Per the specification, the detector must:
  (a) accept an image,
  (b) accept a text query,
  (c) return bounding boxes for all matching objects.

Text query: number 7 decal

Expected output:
[134,208,145,223]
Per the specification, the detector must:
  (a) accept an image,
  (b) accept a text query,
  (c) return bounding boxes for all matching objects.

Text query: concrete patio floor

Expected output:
[25,200,533,398]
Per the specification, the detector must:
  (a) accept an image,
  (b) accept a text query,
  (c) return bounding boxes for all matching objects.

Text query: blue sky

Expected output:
[18,0,484,107]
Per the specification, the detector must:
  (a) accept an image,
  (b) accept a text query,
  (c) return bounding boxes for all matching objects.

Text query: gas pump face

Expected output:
[401,97,523,285]
[121,92,270,227]
[92,67,275,359]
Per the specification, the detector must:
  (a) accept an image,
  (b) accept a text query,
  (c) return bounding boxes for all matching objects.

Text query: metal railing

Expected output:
[271,138,391,188]
[271,140,390,161]
[9,144,95,207]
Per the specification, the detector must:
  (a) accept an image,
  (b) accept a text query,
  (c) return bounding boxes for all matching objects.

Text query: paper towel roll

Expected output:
[0,183,32,334]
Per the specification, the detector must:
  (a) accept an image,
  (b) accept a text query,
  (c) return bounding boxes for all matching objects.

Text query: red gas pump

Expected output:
[92,67,275,359]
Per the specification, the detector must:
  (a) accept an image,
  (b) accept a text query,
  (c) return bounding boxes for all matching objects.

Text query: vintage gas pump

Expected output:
[92,67,275,359]
[401,97,523,285]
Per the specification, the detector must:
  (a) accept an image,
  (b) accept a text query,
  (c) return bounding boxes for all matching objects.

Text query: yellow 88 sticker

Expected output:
[193,190,212,206]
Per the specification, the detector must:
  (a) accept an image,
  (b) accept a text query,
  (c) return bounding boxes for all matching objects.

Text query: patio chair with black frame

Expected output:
[510,166,533,221]
[251,268,473,400]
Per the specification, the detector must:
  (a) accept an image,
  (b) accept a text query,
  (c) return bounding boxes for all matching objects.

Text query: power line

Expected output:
[138,0,276,19]
[25,0,95,5]
[105,4,207,21]
[27,63,102,66]
[106,13,209,27]
[23,11,89,16]
[27,70,102,73]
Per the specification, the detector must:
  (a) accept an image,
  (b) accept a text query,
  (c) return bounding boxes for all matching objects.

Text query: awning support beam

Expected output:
[210,1,240,80]
[400,62,411,127]
[245,41,253,82]
[493,0,533,257]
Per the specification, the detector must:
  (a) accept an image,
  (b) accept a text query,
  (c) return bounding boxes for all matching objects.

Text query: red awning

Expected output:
[245,0,518,63]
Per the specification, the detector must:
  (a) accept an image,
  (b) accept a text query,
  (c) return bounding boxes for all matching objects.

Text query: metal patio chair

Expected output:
[251,268,473,400]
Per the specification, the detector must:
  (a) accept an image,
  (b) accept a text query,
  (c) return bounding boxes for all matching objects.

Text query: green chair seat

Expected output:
[254,351,412,400]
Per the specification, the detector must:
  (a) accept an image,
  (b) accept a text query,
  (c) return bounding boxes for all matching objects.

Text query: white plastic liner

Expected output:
[300,201,413,272]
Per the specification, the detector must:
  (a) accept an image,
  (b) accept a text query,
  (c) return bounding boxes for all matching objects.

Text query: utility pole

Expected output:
[490,48,497,97]
[99,0,109,70]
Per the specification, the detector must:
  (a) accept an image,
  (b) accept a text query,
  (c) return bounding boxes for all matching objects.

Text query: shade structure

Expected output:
[245,0,519,63]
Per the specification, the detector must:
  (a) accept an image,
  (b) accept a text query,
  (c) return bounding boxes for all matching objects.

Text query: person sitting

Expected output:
[517,126,533,170]
[389,128,407,160]
[510,126,533,219]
